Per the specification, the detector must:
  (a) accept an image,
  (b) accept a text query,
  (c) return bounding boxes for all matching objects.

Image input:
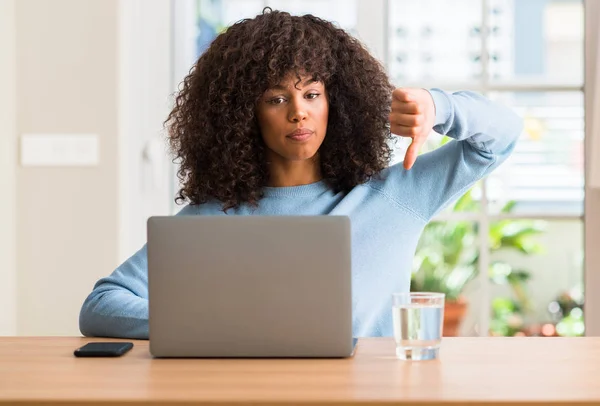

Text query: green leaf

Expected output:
[500,200,517,213]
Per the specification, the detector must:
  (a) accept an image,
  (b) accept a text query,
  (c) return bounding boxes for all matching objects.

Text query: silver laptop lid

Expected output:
[147,215,352,358]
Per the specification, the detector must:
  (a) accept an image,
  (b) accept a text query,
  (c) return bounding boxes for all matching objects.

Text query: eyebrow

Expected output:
[270,78,320,91]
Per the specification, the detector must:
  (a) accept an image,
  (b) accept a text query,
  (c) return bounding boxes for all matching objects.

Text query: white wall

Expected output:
[14,0,119,335]
[0,0,18,336]
[118,0,173,262]
[0,0,174,336]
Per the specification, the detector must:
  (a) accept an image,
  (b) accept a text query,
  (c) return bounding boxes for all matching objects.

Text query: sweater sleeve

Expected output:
[370,88,523,222]
[78,205,197,339]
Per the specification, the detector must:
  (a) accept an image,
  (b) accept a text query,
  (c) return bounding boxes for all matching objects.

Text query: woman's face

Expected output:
[256,74,329,162]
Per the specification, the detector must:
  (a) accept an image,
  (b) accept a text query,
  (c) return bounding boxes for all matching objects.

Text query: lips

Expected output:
[286,128,314,142]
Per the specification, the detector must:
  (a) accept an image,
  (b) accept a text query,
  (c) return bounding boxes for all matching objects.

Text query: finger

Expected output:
[403,137,425,170]
[389,112,422,127]
[391,100,420,115]
[392,88,415,103]
[390,124,420,137]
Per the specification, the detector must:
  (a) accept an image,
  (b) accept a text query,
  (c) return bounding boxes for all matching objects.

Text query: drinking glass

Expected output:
[392,292,445,360]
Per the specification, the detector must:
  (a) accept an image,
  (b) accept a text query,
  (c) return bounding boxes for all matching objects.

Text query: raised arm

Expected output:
[373,88,523,221]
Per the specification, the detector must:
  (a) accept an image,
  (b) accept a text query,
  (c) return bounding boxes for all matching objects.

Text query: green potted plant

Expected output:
[410,188,546,336]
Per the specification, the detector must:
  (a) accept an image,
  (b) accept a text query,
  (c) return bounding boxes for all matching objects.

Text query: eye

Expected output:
[306,93,320,100]
[267,97,286,105]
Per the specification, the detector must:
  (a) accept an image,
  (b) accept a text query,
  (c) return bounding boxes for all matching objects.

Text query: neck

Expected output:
[267,153,322,187]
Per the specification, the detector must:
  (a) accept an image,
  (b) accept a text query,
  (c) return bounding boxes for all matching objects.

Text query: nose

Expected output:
[288,99,308,122]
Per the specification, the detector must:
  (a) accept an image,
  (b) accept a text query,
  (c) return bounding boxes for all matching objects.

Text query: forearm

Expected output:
[79,285,149,339]
[79,245,150,339]
[429,88,523,157]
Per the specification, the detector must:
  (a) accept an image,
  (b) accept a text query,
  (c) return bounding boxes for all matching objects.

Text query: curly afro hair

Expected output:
[166,8,395,211]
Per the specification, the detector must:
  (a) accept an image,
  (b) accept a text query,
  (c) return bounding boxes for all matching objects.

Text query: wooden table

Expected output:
[1,337,600,405]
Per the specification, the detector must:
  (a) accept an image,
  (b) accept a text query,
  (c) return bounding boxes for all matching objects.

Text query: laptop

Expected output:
[147,215,355,358]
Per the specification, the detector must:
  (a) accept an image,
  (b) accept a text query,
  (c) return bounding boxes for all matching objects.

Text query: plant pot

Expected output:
[443,297,468,337]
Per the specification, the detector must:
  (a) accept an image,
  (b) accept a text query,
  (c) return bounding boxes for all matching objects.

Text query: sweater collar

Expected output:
[262,180,330,197]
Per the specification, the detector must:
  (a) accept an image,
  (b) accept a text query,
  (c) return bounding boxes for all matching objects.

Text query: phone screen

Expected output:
[73,342,134,357]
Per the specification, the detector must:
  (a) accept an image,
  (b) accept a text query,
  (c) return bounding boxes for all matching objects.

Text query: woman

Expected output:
[79,9,522,339]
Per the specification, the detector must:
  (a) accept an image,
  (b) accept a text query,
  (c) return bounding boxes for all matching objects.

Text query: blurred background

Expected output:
[1,0,599,338]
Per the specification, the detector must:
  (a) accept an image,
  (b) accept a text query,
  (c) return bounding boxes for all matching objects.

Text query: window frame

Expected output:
[373,0,585,336]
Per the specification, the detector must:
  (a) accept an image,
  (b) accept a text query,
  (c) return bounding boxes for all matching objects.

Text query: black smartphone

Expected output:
[73,342,134,357]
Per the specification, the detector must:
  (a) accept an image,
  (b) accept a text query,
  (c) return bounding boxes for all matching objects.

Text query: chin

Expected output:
[279,144,320,161]
[285,149,319,161]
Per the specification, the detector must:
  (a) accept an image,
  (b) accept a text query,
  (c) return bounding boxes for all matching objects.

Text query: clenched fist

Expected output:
[389,88,435,170]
